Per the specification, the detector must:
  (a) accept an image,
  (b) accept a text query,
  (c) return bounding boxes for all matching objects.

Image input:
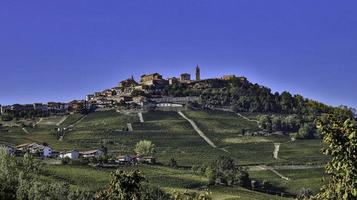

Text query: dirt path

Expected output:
[256,165,290,181]
[22,127,30,134]
[56,115,69,126]
[68,115,87,128]
[127,123,133,131]
[236,112,259,124]
[178,111,228,152]
[247,164,324,171]
[33,118,43,127]
[138,112,144,123]
[58,114,87,141]
[273,143,280,159]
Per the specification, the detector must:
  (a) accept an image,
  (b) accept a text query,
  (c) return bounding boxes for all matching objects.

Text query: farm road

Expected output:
[59,114,87,141]
[178,111,228,153]
[256,165,290,181]
[56,115,69,126]
[68,114,87,128]
[33,118,43,127]
[138,112,144,123]
[22,127,30,134]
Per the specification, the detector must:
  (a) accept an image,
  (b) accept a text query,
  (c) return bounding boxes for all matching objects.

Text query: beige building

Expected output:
[180,73,191,82]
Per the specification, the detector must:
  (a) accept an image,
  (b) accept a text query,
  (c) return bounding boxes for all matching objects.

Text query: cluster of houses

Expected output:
[0,101,92,115]
[84,66,203,109]
[2,143,104,159]
[2,143,156,165]
[85,65,247,110]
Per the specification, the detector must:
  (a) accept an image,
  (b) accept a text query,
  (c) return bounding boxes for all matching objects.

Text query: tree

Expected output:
[297,188,313,200]
[0,146,18,199]
[134,140,155,157]
[297,123,316,139]
[96,170,145,200]
[209,156,250,187]
[280,91,293,112]
[311,116,357,200]
[258,115,272,133]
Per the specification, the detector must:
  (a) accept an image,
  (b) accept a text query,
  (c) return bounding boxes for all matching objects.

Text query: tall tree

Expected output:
[311,116,357,200]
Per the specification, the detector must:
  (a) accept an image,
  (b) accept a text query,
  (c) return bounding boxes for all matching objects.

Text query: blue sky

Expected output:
[0,0,356,108]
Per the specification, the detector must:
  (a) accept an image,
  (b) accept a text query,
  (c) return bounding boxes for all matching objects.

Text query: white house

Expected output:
[80,149,104,158]
[42,146,52,157]
[59,150,80,160]
[16,143,53,157]
[156,103,183,107]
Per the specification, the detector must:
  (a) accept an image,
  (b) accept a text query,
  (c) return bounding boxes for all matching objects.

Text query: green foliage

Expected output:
[0,146,18,199]
[209,156,250,187]
[297,187,313,200]
[140,185,171,200]
[96,170,145,200]
[171,191,212,200]
[134,140,156,157]
[170,158,178,168]
[297,123,316,139]
[311,116,357,200]
[166,77,353,117]
[1,113,14,121]
[258,114,304,133]
[258,115,272,133]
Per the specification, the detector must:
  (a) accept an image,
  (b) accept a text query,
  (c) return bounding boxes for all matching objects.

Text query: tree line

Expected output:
[165,77,355,119]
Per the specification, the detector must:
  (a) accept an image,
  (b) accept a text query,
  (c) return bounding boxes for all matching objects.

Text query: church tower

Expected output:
[195,65,201,81]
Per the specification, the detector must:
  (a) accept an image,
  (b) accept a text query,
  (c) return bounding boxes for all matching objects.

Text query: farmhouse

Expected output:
[138,156,156,164]
[116,155,135,164]
[59,150,80,160]
[16,143,53,157]
[156,103,183,108]
[80,149,104,158]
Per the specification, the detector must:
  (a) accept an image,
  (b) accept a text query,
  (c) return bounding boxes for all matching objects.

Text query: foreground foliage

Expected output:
[311,116,357,200]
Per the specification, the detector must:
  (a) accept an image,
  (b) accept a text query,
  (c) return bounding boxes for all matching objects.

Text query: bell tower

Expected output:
[195,65,200,81]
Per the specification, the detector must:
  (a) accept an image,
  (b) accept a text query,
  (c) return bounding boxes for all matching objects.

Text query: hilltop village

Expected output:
[0,65,248,115]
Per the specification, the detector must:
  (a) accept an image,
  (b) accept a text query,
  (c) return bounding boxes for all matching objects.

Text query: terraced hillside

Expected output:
[0,110,328,199]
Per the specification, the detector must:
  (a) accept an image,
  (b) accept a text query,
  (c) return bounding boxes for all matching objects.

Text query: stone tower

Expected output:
[196,65,201,81]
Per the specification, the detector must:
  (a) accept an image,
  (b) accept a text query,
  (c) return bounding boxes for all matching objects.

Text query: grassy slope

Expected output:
[42,164,289,200]
[0,110,328,199]
[249,168,326,195]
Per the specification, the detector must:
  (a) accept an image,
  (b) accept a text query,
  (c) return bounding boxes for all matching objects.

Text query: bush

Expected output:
[297,123,316,139]
[61,157,71,165]
[209,156,250,187]
[170,158,178,168]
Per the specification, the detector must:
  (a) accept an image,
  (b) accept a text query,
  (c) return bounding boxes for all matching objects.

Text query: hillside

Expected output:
[0,109,330,199]
[1,74,354,199]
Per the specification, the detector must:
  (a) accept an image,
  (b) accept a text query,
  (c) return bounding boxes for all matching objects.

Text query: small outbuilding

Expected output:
[59,150,80,160]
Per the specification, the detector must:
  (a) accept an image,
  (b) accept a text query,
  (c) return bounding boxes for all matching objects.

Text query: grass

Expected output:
[182,110,261,145]
[249,168,326,195]
[278,140,328,164]
[0,110,330,199]
[42,163,290,200]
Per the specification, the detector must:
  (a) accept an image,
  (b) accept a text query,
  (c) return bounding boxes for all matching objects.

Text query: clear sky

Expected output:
[0,0,356,109]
